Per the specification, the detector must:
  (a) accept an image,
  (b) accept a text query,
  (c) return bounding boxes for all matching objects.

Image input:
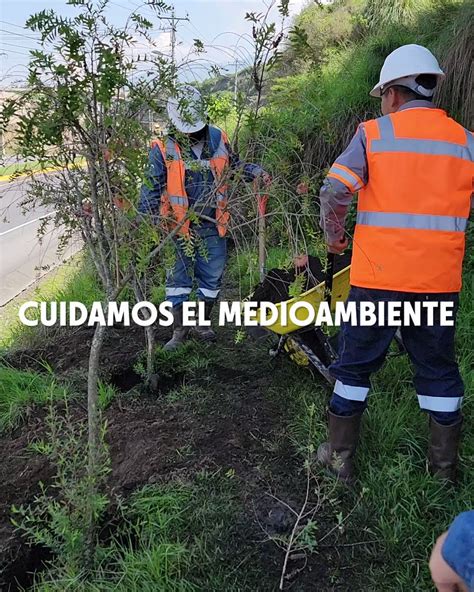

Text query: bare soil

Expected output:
[1,275,371,591]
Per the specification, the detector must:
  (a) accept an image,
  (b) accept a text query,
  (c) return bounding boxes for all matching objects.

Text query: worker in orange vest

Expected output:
[311,44,472,482]
[139,86,270,350]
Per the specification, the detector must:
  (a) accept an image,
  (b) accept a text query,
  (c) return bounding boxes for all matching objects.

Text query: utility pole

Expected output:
[171,9,176,66]
[234,55,239,105]
[232,58,247,104]
[156,9,189,72]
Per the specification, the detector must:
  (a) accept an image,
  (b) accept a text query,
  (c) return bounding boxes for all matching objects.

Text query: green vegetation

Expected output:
[250,0,472,185]
[0,157,86,178]
[0,365,68,433]
[0,160,47,178]
[20,472,245,591]
[1,0,472,590]
[0,253,102,349]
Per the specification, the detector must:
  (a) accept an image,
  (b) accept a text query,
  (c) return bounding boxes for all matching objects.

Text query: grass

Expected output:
[0,364,69,433]
[0,157,87,179]
[0,160,47,178]
[149,339,217,379]
[28,472,242,592]
[0,252,103,350]
[2,239,472,590]
[166,382,210,404]
[227,245,295,296]
[278,272,474,591]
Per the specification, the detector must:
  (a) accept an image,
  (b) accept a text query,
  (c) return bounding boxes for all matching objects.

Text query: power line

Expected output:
[0,28,40,41]
[106,1,188,68]
[0,20,32,30]
[0,48,32,57]
[0,41,39,51]
[182,18,210,45]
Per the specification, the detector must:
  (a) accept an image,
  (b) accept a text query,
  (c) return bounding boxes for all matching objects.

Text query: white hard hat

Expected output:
[167,85,207,133]
[370,44,445,98]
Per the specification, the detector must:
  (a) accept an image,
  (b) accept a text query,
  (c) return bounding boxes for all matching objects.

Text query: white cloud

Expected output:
[288,0,307,17]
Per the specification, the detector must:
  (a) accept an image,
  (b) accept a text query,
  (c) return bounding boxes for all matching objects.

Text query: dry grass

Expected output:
[435,1,474,128]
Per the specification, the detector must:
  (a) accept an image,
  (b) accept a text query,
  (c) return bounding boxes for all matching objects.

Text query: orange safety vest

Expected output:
[152,127,231,238]
[350,108,473,292]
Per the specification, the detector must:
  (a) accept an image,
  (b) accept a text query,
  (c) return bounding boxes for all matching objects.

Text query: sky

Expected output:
[0,0,307,86]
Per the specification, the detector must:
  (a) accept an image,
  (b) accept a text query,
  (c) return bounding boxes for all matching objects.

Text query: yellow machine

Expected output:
[255,264,351,335]
[251,258,404,383]
[251,259,351,384]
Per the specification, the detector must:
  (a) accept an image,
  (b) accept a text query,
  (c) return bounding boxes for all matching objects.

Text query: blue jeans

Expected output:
[165,227,227,307]
[330,287,464,425]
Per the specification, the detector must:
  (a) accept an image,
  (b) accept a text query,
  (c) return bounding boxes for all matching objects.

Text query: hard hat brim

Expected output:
[369,71,445,98]
[369,83,382,98]
[167,92,207,134]
[169,117,207,134]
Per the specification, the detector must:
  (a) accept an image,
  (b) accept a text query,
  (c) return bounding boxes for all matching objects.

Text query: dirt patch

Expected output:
[3,324,170,389]
[0,382,287,590]
[0,411,54,590]
[0,311,363,590]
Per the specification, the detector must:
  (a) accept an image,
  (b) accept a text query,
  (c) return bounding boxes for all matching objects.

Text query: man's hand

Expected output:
[260,172,272,188]
[327,237,348,254]
[429,532,468,592]
[294,254,309,268]
[113,195,132,212]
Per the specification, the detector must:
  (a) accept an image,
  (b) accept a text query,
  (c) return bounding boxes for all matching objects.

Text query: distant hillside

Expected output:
[197,66,257,99]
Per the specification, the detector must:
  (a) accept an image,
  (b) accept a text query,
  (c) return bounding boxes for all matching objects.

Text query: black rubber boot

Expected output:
[317,410,363,483]
[164,305,190,351]
[193,301,216,342]
[428,416,462,482]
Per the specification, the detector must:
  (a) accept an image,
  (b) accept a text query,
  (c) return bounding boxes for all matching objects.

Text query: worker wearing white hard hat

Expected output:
[312,44,472,484]
[138,85,271,350]
[166,85,208,134]
[370,43,445,98]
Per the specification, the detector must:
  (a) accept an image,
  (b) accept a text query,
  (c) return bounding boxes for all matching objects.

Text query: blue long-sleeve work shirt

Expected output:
[442,510,474,591]
[138,126,264,229]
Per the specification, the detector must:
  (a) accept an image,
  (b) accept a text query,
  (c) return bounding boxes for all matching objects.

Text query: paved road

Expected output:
[0,175,81,306]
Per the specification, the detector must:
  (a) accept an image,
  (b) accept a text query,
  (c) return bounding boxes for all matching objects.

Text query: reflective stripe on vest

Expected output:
[328,163,364,192]
[371,115,473,161]
[350,108,473,293]
[356,211,468,232]
[155,128,230,238]
[168,195,187,206]
[209,129,231,237]
[153,138,190,237]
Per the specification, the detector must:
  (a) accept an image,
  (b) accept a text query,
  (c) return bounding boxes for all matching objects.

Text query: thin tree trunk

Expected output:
[144,324,155,384]
[87,322,107,475]
[133,277,155,385]
[85,320,107,572]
